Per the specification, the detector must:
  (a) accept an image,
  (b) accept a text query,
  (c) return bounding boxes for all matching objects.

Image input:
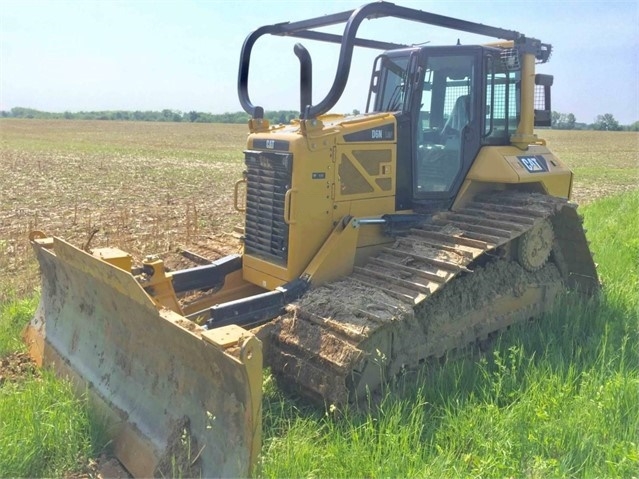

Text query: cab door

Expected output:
[412,47,483,202]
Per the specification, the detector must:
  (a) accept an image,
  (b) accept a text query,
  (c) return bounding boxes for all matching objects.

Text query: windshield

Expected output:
[370,54,411,112]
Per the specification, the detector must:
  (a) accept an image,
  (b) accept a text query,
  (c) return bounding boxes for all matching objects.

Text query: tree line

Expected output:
[1,107,637,131]
[0,107,298,125]
[551,111,638,131]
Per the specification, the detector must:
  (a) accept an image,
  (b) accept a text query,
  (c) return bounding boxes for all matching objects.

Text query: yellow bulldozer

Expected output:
[24,2,598,477]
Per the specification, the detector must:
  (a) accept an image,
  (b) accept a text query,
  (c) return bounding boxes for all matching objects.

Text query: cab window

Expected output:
[484,54,520,143]
[416,54,474,194]
[370,55,411,112]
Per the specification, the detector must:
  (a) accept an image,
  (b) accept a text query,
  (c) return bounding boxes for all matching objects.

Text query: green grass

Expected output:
[0,370,109,477]
[0,295,109,477]
[258,191,639,478]
[584,191,639,310]
[1,193,637,477]
[1,192,636,478]
[0,295,37,356]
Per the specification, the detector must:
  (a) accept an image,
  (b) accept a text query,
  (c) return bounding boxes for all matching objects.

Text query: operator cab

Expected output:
[238,2,552,212]
[368,46,521,206]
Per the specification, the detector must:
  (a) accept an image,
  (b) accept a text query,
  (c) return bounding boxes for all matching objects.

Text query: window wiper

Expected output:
[385,83,404,111]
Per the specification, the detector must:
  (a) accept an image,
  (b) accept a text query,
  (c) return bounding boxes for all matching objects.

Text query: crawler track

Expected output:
[266,191,598,404]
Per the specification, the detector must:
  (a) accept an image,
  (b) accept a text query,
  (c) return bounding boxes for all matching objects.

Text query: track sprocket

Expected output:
[517,218,554,271]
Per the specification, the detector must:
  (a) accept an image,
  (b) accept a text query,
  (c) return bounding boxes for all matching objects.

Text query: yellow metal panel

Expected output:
[91,247,132,271]
[303,217,361,286]
[140,258,183,313]
[336,146,395,200]
[244,130,335,282]
[463,145,573,198]
[287,134,335,279]
[243,256,289,289]
[465,146,521,183]
[334,113,397,143]
[202,324,249,349]
[243,113,400,289]
[347,196,397,217]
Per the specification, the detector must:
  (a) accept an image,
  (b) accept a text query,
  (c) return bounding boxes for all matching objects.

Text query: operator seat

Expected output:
[442,94,470,136]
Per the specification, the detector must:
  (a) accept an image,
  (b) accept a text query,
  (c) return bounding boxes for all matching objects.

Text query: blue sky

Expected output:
[1,0,638,124]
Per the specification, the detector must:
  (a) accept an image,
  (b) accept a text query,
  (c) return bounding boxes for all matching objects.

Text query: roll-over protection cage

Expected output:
[237,1,552,122]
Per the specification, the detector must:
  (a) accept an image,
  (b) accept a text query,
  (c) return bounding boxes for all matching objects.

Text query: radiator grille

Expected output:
[243,149,292,264]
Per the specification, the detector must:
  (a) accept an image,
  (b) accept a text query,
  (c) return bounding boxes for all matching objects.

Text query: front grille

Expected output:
[243,149,292,265]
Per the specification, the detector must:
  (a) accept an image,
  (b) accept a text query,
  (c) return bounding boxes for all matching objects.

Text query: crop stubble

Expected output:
[0,120,247,300]
[1,120,637,302]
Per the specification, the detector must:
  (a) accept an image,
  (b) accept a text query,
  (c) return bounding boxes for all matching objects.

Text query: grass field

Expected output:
[1,119,637,477]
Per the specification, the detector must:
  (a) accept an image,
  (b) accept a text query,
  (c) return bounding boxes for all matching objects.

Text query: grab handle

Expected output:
[283,188,298,225]
[234,178,247,212]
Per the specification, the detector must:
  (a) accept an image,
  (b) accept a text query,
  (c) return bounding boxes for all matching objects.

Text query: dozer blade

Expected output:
[24,236,262,478]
